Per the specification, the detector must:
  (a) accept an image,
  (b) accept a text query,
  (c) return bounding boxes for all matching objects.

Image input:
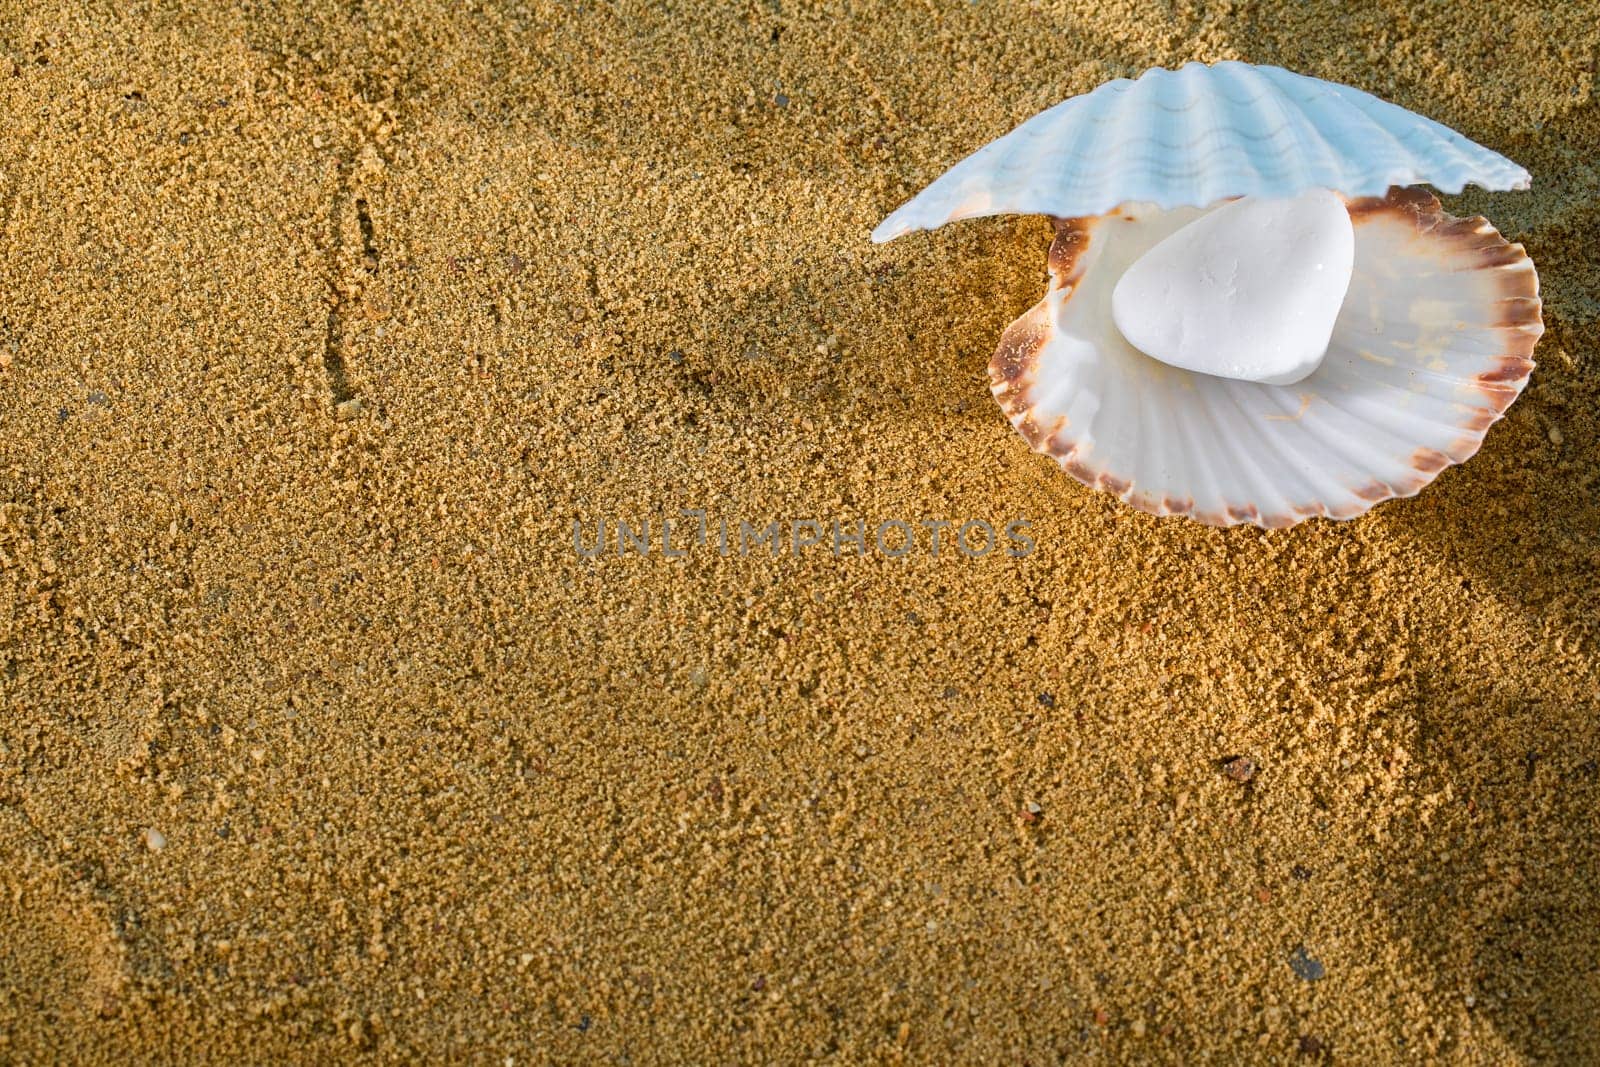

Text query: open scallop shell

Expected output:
[873,62,1530,242]
[989,187,1541,527]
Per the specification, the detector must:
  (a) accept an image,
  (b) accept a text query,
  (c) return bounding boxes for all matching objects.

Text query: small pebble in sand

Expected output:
[1549,426,1564,446]
[1288,945,1325,982]
[144,827,167,851]
[1222,755,1258,782]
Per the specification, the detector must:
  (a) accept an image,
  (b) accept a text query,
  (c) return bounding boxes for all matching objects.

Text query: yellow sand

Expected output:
[2,2,1598,1062]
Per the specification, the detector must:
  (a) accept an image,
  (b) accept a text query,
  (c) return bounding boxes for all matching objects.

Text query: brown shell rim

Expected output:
[987,186,1544,529]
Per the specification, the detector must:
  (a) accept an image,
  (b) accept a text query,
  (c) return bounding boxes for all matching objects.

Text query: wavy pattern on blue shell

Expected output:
[873,62,1530,242]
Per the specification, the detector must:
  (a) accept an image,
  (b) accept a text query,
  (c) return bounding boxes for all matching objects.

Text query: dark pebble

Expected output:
[1289,945,1325,982]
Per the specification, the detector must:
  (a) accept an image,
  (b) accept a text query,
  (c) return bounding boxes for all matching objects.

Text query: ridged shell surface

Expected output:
[874,62,1530,242]
[989,188,1541,528]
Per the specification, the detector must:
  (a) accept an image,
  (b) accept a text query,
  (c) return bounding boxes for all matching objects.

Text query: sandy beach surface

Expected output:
[2,1,1598,1061]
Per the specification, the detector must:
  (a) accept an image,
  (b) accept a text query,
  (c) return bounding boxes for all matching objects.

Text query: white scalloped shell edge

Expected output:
[988,188,1542,527]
